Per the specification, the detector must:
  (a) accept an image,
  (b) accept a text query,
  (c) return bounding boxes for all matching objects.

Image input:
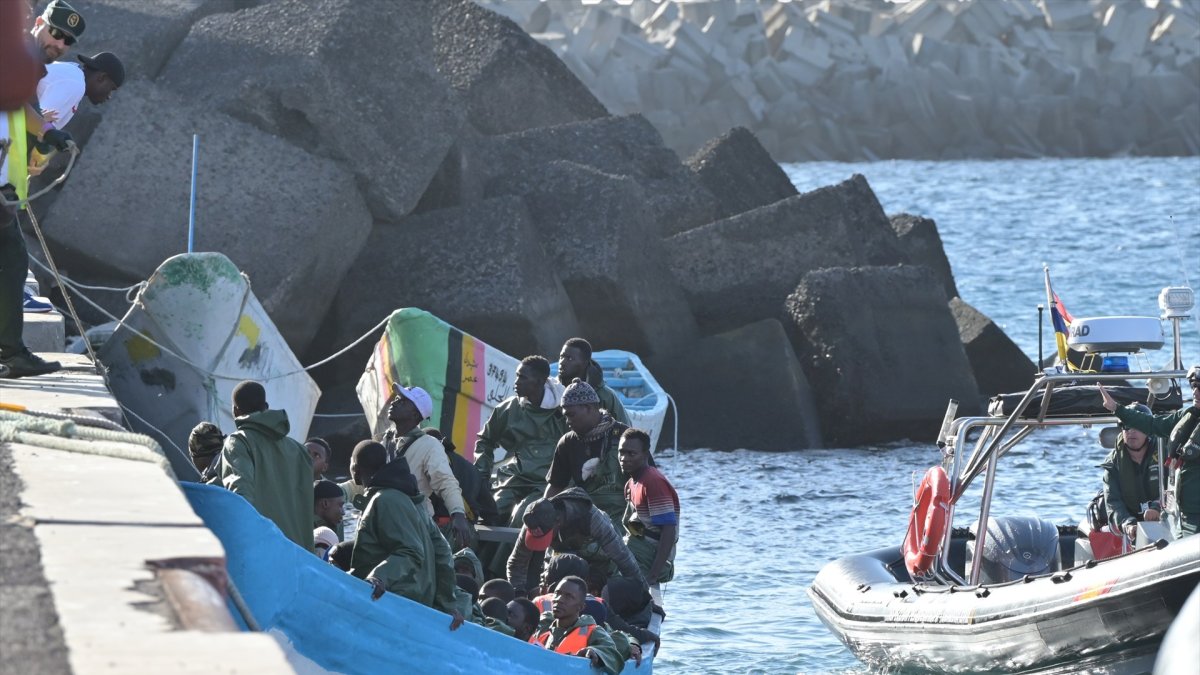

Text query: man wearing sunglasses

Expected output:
[30,0,86,64]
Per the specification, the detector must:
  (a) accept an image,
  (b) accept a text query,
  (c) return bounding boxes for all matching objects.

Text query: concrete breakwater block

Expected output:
[21,312,66,355]
[477,114,718,237]
[327,196,580,376]
[651,318,821,451]
[889,213,959,301]
[42,81,372,355]
[949,297,1037,397]
[159,0,463,222]
[785,265,981,446]
[480,0,1200,161]
[685,126,798,221]
[485,161,697,359]
[432,0,609,136]
[667,174,905,335]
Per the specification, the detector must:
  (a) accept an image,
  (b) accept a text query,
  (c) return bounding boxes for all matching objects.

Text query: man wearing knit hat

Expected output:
[544,379,630,525]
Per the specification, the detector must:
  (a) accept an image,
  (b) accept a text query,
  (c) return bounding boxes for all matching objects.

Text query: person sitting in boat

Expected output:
[507,598,541,641]
[1100,367,1200,538]
[545,380,629,525]
[1100,404,1161,539]
[220,381,314,552]
[187,421,224,484]
[530,553,605,620]
[479,597,516,636]
[313,478,345,542]
[602,576,661,655]
[474,356,568,522]
[314,527,338,562]
[377,384,472,550]
[453,547,484,584]
[347,440,465,630]
[424,427,500,529]
[618,427,679,585]
[480,578,516,604]
[529,576,626,674]
[557,338,630,426]
[305,437,331,480]
[507,490,646,597]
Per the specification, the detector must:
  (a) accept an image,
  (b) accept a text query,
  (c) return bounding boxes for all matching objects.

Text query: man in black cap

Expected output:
[34,51,123,139]
[30,0,85,64]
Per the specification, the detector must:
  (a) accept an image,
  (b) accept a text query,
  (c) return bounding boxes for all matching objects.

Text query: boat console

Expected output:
[966,516,1060,584]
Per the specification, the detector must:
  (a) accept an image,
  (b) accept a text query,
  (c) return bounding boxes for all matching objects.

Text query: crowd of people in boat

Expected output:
[1094,365,1200,544]
[186,337,679,673]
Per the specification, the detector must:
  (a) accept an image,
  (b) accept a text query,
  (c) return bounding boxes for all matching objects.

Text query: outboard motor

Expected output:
[967,516,1060,584]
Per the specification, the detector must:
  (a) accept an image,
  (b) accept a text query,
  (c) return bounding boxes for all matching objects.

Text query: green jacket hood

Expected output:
[234,408,290,439]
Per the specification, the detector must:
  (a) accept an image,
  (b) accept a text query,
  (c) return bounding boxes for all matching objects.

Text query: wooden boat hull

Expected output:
[99,253,320,476]
[183,482,654,673]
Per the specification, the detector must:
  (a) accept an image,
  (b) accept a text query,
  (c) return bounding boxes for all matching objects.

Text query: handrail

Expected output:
[941,367,1189,585]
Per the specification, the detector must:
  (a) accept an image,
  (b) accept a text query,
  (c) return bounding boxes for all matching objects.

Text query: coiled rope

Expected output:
[0,410,174,479]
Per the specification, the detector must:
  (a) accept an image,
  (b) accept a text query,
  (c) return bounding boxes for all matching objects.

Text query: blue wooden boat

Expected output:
[183,482,655,673]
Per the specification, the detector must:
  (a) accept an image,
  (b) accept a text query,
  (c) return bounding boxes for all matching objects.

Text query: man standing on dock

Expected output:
[220,380,314,552]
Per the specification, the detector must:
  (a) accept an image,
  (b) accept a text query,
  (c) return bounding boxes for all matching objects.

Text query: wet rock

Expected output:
[158,0,462,221]
[650,319,821,451]
[478,114,718,237]
[890,213,959,300]
[785,265,981,446]
[668,174,905,335]
[432,0,609,135]
[950,297,1036,396]
[685,126,798,221]
[485,160,697,358]
[327,196,580,376]
[41,81,372,354]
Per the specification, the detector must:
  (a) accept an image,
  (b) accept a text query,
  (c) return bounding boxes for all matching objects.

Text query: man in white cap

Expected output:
[380,383,472,548]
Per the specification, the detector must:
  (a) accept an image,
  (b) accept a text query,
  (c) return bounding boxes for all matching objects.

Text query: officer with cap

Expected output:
[30,0,86,64]
[1101,367,1200,537]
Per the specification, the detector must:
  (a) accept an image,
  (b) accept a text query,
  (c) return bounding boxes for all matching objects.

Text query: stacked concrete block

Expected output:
[480,0,1200,161]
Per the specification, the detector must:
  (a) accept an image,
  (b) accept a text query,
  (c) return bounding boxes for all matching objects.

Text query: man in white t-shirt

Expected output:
[36,52,124,132]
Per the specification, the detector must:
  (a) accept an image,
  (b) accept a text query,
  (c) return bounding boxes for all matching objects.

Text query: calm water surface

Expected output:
[656,157,1200,674]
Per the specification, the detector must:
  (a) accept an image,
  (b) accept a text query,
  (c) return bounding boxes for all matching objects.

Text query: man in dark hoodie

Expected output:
[507,489,646,597]
[557,338,629,426]
[348,440,464,630]
[220,381,313,551]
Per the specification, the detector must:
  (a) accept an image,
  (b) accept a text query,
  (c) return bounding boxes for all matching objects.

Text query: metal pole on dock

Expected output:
[188,134,198,253]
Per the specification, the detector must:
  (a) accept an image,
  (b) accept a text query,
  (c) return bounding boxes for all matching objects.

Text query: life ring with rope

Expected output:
[903,466,951,578]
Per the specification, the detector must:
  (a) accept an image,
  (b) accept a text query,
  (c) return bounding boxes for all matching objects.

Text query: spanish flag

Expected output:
[1043,266,1075,369]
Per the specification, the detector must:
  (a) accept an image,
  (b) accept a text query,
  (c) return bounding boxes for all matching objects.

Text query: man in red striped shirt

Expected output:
[617,428,679,584]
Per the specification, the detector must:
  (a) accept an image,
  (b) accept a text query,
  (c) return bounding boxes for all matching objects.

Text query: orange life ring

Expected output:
[903,466,951,577]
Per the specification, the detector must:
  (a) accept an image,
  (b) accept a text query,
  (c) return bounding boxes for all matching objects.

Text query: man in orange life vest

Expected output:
[529,575,624,674]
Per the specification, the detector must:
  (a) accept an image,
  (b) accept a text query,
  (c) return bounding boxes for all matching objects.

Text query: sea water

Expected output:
[654,157,1200,674]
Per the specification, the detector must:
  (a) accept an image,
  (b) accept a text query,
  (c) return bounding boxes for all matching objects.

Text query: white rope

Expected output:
[0,405,125,432]
[312,412,365,419]
[28,257,143,294]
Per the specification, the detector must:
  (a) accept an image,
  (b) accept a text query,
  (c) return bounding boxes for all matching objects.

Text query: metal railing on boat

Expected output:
[935,368,1189,586]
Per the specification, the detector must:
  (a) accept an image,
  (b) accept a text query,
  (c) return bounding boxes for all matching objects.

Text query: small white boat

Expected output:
[809,286,1200,673]
[100,253,320,476]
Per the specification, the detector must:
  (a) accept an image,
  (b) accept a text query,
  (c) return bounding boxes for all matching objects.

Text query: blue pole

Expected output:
[188,134,198,253]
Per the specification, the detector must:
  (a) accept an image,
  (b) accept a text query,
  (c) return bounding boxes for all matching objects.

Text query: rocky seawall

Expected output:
[481,0,1200,161]
[34,0,1034,452]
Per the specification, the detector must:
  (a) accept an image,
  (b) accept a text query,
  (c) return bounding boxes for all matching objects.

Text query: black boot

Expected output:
[0,350,62,378]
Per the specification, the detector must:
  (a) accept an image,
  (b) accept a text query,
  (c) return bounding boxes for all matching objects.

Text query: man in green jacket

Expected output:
[349,441,464,630]
[475,356,569,519]
[220,381,314,552]
[1101,366,1200,537]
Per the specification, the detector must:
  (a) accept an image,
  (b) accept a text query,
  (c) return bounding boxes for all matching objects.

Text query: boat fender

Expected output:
[902,466,951,578]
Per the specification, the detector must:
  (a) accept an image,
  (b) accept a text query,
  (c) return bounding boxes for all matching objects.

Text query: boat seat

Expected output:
[967,516,1060,584]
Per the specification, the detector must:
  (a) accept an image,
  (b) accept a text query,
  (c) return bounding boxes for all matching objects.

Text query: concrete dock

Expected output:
[0,351,296,674]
